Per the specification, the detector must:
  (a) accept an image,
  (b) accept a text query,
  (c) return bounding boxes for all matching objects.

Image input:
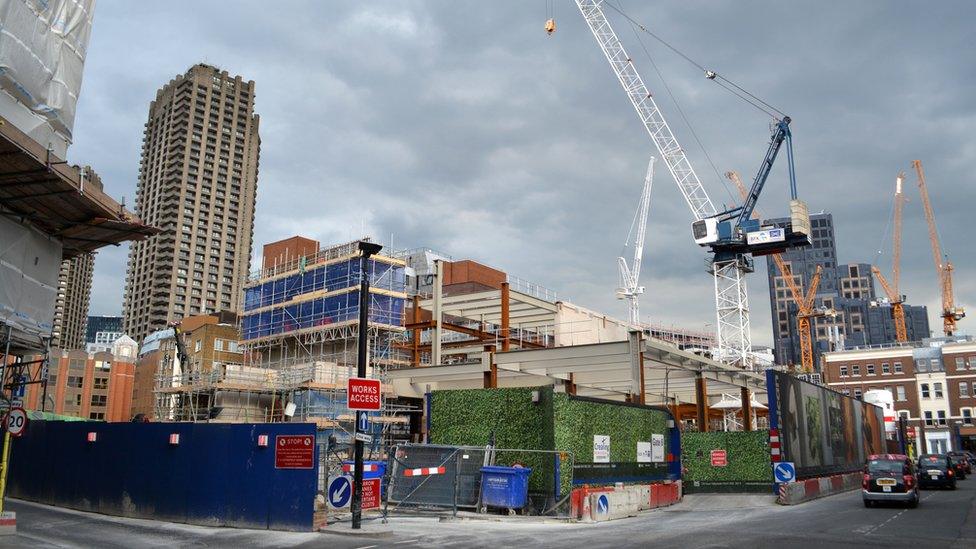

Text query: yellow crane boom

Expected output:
[913,160,965,336]
[873,172,908,342]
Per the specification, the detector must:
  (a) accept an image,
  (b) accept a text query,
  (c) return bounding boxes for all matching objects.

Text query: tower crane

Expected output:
[871,172,908,342]
[617,156,655,326]
[575,0,811,367]
[728,171,828,372]
[913,160,965,336]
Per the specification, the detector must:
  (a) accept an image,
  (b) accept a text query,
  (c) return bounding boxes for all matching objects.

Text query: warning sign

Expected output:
[275,435,314,469]
[347,377,382,411]
[360,478,381,510]
[711,449,728,467]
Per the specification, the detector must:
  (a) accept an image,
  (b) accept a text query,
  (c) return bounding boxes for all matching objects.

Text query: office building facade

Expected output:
[123,64,260,344]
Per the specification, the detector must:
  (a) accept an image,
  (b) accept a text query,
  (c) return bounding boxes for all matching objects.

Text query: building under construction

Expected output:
[152,236,414,452]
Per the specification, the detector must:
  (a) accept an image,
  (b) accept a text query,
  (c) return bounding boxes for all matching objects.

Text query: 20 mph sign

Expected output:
[347,377,381,411]
[5,407,27,437]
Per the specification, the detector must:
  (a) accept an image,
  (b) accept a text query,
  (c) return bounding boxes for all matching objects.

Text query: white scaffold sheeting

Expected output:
[0,0,96,156]
[0,214,61,349]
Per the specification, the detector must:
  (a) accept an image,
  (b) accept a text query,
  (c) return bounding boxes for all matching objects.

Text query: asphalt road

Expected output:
[3,479,976,548]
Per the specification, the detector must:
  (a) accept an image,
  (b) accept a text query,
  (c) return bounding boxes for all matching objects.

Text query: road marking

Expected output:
[864,490,935,537]
[396,540,420,545]
[355,545,378,549]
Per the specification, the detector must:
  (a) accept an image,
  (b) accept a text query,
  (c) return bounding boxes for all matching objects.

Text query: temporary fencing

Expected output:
[384,444,574,517]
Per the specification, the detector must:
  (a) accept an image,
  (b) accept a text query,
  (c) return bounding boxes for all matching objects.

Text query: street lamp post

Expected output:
[352,241,382,531]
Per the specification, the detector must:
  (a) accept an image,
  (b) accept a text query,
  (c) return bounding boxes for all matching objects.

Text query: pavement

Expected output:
[3,479,976,548]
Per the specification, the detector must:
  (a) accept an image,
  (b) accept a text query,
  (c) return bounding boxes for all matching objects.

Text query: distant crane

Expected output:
[872,172,908,342]
[728,171,829,371]
[913,160,965,336]
[617,156,655,326]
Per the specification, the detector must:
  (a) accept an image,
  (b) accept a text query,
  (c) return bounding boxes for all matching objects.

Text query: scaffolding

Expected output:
[152,239,417,488]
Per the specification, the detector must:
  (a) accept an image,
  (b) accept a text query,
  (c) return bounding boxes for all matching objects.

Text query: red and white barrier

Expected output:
[570,481,682,521]
[777,472,862,505]
[769,429,781,462]
[342,463,379,473]
[403,466,446,477]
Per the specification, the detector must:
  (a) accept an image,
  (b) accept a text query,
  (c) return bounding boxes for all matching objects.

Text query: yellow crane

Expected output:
[727,171,827,372]
[913,160,966,336]
[872,172,908,342]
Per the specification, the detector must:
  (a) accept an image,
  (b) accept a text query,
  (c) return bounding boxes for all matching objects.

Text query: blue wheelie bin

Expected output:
[480,466,533,509]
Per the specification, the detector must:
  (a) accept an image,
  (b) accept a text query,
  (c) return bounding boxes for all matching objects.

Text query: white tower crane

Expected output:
[575,0,751,367]
[617,156,655,326]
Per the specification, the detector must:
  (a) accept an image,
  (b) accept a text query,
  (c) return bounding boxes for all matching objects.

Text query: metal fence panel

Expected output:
[387,444,487,508]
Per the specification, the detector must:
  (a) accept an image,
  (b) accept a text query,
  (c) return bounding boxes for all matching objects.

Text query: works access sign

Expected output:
[347,377,381,411]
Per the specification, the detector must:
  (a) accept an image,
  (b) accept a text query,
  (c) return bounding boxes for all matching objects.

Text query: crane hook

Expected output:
[545,18,556,36]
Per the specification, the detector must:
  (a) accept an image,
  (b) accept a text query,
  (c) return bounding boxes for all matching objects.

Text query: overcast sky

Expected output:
[69,1,974,345]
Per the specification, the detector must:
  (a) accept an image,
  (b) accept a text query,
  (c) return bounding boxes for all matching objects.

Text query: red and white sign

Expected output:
[275,435,314,469]
[360,478,381,510]
[711,449,728,467]
[347,377,381,411]
[4,407,27,437]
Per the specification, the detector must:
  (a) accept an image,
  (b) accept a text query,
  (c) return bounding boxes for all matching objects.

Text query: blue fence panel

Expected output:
[7,421,316,531]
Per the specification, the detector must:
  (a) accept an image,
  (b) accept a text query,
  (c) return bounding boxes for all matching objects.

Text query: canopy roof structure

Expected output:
[0,114,158,257]
[388,335,768,407]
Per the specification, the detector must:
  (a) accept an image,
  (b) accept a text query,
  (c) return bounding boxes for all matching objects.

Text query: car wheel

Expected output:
[863,499,872,508]
[908,493,919,508]
[951,482,957,490]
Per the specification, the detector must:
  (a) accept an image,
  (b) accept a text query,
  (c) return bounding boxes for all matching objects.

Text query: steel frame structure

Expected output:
[577,0,753,367]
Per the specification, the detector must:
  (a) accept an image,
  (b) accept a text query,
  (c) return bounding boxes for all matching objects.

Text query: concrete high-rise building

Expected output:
[51,253,95,350]
[123,64,260,345]
[765,213,929,368]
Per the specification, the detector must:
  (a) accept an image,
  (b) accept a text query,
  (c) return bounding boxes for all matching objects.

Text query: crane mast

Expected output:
[913,160,965,336]
[617,156,655,326]
[576,0,755,367]
[872,172,908,342]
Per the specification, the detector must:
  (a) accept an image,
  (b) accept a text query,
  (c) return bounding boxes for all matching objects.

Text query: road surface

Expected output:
[3,480,976,548]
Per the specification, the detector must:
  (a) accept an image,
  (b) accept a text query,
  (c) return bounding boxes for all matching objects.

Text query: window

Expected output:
[194,340,202,353]
[67,376,83,388]
[867,364,876,375]
[90,395,107,407]
[89,412,105,421]
[854,389,863,400]
[956,357,965,370]
[921,384,930,398]
[842,389,850,396]
[931,359,942,371]
[839,366,848,377]
[934,383,944,398]
[852,365,861,376]
[896,385,906,401]
[924,411,934,426]
[894,362,903,373]
[882,363,890,374]
[898,410,910,419]
[916,359,928,372]
[969,357,976,370]
[936,410,947,425]
[962,383,970,398]
[93,377,108,390]
[965,409,973,425]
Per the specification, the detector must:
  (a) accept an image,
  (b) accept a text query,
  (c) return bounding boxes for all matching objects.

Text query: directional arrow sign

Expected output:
[773,462,796,483]
[328,476,352,508]
[357,411,370,433]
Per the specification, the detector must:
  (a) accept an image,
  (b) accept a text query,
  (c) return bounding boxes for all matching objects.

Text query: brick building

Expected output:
[823,336,976,454]
[18,336,138,421]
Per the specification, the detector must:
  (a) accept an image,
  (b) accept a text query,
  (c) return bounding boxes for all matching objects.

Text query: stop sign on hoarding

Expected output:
[347,377,381,411]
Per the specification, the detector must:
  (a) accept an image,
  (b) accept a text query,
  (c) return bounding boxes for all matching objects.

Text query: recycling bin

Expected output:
[480,465,533,509]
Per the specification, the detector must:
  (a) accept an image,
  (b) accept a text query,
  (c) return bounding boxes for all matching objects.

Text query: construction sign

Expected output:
[274,435,314,469]
[347,377,381,411]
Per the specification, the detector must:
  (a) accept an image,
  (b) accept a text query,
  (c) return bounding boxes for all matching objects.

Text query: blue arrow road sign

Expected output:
[596,494,609,516]
[774,462,796,483]
[329,476,352,508]
[357,411,369,433]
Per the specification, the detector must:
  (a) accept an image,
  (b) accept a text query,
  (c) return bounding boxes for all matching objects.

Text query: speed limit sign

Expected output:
[5,407,27,437]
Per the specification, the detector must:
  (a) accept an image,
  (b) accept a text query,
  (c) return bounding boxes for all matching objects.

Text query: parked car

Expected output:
[948,451,972,475]
[917,454,957,489]
[948,454,969,479]
[863,454,919,508]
